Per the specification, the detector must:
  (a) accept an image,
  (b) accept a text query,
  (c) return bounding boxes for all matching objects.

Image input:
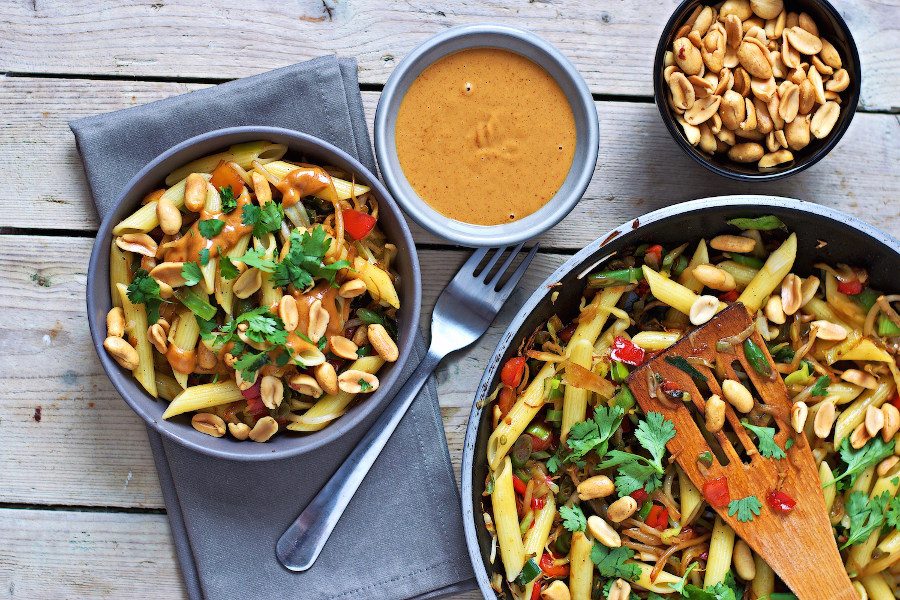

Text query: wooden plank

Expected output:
[0,508,483,599]
[1,77,898,243]
[0,235,567,508]
[0,1,895,110]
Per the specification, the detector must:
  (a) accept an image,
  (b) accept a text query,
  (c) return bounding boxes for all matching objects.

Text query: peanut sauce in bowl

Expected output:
[375,25,599,247]
[394,48,576,226]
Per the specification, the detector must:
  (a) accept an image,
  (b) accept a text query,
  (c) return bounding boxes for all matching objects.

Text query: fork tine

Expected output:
[496,244,539,299]
[459,247,489,275]
[487,242,524,287]
[476,246,507,280]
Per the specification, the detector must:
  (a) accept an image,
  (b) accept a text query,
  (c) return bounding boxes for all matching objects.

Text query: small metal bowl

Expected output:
[87,126,421,461]
[374,24,599,247]
[654,0,861,181]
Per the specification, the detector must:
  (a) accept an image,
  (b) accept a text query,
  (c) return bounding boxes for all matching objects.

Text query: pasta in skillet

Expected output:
[104,140,403,443]
[481,217,899,599]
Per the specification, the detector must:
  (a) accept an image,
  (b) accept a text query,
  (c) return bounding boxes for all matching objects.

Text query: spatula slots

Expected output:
[628,303,855,600]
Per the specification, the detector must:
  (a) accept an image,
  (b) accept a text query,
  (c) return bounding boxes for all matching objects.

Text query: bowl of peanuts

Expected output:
[654,0,860,180]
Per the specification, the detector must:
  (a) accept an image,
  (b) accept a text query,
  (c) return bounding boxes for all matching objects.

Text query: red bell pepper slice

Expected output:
[766,490,797,514]
[890,394,900,412]
[719,289,739,302]
[837,279,863,295]
[209,161,245,196]
[498,386,516,419]
[241,380,267,419]
[645,505,669,529]
[512,475,527,496]
[630,488,649,503]
[539,553,570,578]
[645,244,663,265]
[703,477,730,509]
[530,579,543,600]
[501,356,527,388]
[531,496,546,511]
[610,336,645,366]
[342,209,377,240]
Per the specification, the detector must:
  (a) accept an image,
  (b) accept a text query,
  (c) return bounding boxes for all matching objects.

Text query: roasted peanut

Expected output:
[810,101,840,139]
[785,26,822,55]
[705,394,727,432]
[107,307,126,338]
[758,149,793,168]
[882,403,899,441]
[233,268,262,299]
[710,234,756,253]
[192,413,226,437]
[607,579,631,600]
[693,264,737,291]
[721,0,753,21]
[278,295,299,332]
[235,367,256,391]
[183,173,208,212]
[228,422,251,440]
[877,456,899,477]
[784,114,810,150]
[819,38,842,69]
[338,278,367,299]
[249,416,278,442]
[115,233,158,258]
[260,375,284,410]
[157,197,182,235]
[728,142,765,163]
[288,373,324,399]
[150,262,187,288]
[541,581,571,600]
[104,336,140,370]
[765,295,787,324]
[670,72,696,111]
[839,369,876,390]
[607,496,638,523]
[674,37,704,75]
[850,422,872,450]
[337,370,379,394]
[330,335,359,360]
[814,401,836,438]
[738,39,773,79]
[865,405,885,438]
[587,515,621,548]
[750,0,783,20]
[577,475,614,500]
[811,320,848,341]
[148,323,168,354]
[307,299,330,342]
[778,82,800,122]
[314,362,339,396]
[690,295,719,326]
[780,273,802,315]
[685,94,722,125]
[791,401,809,433]
[722,379,754,413]
[351,325,369,347]
[367,323,399,362]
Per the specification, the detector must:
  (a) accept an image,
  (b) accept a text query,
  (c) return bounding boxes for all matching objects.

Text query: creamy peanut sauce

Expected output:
[395,48,577,225]
[276,166,334,208]
[285,283,349,354]
[161,190,254,263]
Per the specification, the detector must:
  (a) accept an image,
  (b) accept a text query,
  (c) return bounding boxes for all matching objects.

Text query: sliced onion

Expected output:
[647,369,659,399]
[718,321,756,346]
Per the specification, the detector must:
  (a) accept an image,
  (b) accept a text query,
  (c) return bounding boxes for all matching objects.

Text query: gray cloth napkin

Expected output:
[70,56,476,600]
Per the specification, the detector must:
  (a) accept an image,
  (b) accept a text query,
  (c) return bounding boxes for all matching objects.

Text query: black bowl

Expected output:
[460,196,899,598]
[86,127,422,461]
[654,0,861,181]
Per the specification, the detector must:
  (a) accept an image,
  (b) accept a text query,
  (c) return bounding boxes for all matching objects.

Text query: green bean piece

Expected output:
[587,267,643,289]
[878,314,900,336]
[510,435,533,468]
[613,384,636,409]
[727,253,765,268]
[357,308,385,326]
[610,360,630,383]
[743,338,772,377]
[726,215,787,231]
[664,355,708,383]
[554,529,573,555]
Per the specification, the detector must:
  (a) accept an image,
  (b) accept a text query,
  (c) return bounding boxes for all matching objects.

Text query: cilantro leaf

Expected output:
[126,269,164,323]
[199,248,210,266]
[635,411,676,467]
[810,375,830,397]
[358,378,373,392]
[673,571,743,600]
[558,505,587,532]
[887,496,900,530]
[272,226,349,289]
[669,562,699,594]
[843,491,890,548]
[233,248,277,273]
[220,185,237,213]
[242,201,283,238]
[219,255,240,280]
[596,450,662,496]
[181,262,203,287]
[728,495,762,522]
[233,350,268,382]
[829,437,896,487]
[235,307,288,346]
[546,453,562,474]
[741,420,787,460]
[590,544,641,581]
[566,405,625,461]
[196,316,218,343]
[198,218,225,238]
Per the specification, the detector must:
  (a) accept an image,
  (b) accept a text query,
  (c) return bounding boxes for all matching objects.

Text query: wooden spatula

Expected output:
[627,303,855,600]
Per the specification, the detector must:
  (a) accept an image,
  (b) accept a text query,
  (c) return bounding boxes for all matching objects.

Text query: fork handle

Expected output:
[275,347,444,571]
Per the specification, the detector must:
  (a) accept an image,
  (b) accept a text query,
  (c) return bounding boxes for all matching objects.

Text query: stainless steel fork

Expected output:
[276,243,540,571]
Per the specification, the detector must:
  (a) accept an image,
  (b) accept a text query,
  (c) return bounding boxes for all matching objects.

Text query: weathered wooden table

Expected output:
[0,1,897,598]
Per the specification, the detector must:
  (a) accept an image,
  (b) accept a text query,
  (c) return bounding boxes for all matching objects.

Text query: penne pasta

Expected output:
[834,381,895,447]
[113,174,211,235]
[703,517,735,588]
[561,339,593,440]
[631,330,681,351]
[162,381,245,418]
[164,141,287,186]
[738,233,797,312]
[116,283,157,397]
[568,531,593,600]
[109,240,131,309]
[492,457,526,582]
[169,305,201,389]
[262,160,370,202]
[751,554,775,598]
[522,494,556,599]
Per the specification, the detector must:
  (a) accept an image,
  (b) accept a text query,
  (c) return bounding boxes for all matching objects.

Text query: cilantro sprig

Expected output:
[595,411,676,496]
[741,421,787,460]
[558,505,586,532]
[242,201,283,238]
[181,262,203,287]
[220,185,237,213]
[590,545,641,581]
[198,218,225,238]
[827,437,896,488]
[728,495,762,523]
[272,226,349,290]
[126,269,165,323]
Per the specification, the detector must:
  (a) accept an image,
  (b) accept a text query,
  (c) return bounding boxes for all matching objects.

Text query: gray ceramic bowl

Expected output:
[87,127,421,461]
[374,24,599,247]
[460,196,899,598]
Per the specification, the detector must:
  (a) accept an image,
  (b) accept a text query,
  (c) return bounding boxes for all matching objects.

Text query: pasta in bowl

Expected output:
[88,128,420,459]
[461,198,899,600]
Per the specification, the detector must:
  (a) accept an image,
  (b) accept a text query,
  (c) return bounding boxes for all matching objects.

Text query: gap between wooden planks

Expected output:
[0,0,896,111]
[0,78,897,246]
